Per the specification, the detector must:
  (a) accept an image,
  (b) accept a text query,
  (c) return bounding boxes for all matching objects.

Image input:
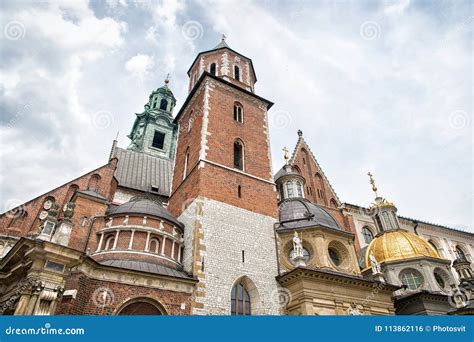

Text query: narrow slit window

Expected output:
[234,65,240,81]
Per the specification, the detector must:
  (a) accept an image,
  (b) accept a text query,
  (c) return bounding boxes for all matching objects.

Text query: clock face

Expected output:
[43,200,53,210]
[39,211,48,220]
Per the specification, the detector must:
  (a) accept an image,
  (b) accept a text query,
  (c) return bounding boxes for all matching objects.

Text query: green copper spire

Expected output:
[127,78,178,159]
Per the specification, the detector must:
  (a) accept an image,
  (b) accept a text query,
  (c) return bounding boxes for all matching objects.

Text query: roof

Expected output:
[97,259,195,281]
[76,189,107,201]
[186,42,257,82]
[107,197,183,228]
[113,147,173,197]
[277,198,343,231]
[365,229,443,266]
[274,164,301,182]
[286,131,341,205]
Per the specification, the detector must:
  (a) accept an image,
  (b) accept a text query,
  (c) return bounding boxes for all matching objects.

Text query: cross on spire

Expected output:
[283,146,290,164]
[367,172,378,197]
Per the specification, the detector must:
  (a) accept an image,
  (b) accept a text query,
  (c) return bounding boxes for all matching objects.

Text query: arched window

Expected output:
[286,181,294,198]
[210,63,216,76]
[296,181,303,198]
[362,226,374,244]
[374,214,384,232]
[88,174,101,191]
[455,246,468,262]
[149,238,160,254]
[105,236,115,250]
[233,140,244,170]
[183,147,190,180]
[237,185,242,198]
[330,199,338,208]
[231,282,251,315]
[233,103,243,123]
[234,65,240,81]
[160,99,168,111]
[152,96,158,108]
[279,184,285,200]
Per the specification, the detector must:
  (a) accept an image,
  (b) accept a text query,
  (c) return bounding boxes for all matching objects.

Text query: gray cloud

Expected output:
[0,0,471,231]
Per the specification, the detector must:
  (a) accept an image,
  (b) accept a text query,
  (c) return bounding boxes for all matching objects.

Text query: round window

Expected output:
[434,272,445,289]
[328,248,341,266]
[288,248,310,265]
[400,270,423,290]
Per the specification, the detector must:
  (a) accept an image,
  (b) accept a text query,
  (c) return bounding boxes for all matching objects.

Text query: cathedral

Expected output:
[0,37,472,316]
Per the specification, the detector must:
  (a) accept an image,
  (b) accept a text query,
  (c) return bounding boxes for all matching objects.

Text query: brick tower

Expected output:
[168,36,281,315]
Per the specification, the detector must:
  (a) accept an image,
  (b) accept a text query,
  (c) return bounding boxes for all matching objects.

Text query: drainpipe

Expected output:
[273,222,281,276]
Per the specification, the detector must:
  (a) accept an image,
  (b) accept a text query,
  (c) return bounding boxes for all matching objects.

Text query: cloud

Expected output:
[125,54,155,80]
[0,0,471,232]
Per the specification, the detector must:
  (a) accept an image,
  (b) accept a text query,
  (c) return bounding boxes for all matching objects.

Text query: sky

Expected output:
[0,0,472,232]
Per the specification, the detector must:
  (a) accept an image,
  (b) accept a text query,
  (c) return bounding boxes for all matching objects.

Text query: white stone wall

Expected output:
[179,197,282,315]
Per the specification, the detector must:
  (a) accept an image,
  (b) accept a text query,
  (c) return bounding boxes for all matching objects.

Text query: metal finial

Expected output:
[297,129,303,137]
[221,33,226,41]
[283,146,290,164]
[165,73,170,85]
[367,172,378,197]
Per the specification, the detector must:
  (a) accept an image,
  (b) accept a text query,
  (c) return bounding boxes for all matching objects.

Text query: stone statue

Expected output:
[370,252,381,274]
[293,231,303,258]
[63,202,75,219]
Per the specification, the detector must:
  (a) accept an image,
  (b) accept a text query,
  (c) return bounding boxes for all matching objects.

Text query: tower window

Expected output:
[233,140,244,170]
[234,65,240,81]
[183,147,190,180]
[296,181,303,197]
[160,99,168,111]
[233,103,243,123]
[362,226,374,244]
[238,185,242,198]
[152,131,165,149]
[286,181,294,198]
[210,63,216,76]
[152,97,158,108]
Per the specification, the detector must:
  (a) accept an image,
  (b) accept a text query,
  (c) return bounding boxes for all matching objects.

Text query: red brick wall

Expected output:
[0,159,118,238]
[169,78,278,218]
[293,146,338,208]
[56,272,193,315]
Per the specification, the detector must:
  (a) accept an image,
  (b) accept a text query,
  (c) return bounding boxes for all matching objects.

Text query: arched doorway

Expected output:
[116,297,166,315]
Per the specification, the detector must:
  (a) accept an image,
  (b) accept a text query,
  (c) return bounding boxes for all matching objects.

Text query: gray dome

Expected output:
[107,197,183,228]
[274,165,301,183]
[278,198,342,231]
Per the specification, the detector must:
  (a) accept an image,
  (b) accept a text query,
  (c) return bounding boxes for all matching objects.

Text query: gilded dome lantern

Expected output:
[367,172,400,233]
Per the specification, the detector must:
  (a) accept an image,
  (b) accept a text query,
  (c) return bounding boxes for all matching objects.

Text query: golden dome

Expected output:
[365,230,441,266]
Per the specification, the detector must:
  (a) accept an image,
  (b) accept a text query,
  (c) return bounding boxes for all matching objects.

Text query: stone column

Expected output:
[13,294,31,315]
[145,231,151,252]
[171,241,176,260]
[113,230,119,250]
[128,229,135,250]
[96,233,104,252]
[161,236,167,255]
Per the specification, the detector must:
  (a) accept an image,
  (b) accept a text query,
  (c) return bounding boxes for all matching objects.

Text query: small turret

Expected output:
[127,78,178,159]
